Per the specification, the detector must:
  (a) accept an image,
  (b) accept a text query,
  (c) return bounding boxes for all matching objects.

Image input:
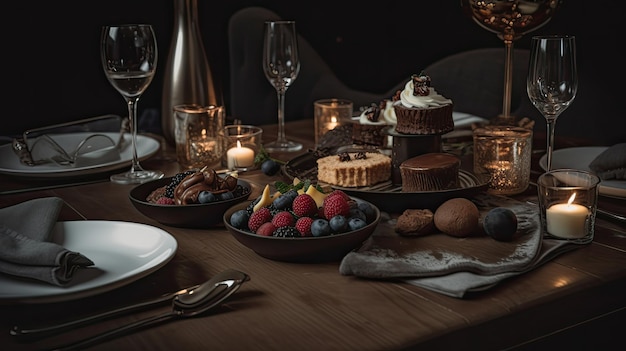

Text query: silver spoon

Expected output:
[11,284,200,340]
[49,269,249,351]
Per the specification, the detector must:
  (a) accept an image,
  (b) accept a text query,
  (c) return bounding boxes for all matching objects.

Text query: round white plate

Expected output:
[0,133,160,178]
[0,220,177,304]
[539,146,626,198]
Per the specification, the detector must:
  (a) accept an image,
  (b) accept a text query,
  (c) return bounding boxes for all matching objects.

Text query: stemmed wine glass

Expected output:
[262,21,303,152]
[101,24,164,184]
[461,0,562,124]
[527,35,578,171]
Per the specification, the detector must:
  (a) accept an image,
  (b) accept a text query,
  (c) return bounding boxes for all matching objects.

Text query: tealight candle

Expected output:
[546,193,589,238]
[227,140,255,170]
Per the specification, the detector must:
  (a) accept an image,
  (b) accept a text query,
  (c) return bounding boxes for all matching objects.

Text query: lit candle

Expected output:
[546,193,589,238]
[227,140,255,170]
[326,116,339,131]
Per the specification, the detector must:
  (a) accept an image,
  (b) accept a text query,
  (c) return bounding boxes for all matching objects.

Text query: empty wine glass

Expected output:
[101,24,164,184]
[262,21,302,152]
[527,35,578,171]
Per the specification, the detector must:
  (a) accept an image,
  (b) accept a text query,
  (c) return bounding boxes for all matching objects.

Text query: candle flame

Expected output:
[201,129,207,139]
[236,140,242,148]
[567,193,576,205]
[331,116,337,123]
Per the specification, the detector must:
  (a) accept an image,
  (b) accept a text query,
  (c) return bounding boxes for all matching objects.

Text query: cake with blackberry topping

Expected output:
[316,151,391,187]
[351,100,395,147]
[399,152,460,192]
[392,72,454,135]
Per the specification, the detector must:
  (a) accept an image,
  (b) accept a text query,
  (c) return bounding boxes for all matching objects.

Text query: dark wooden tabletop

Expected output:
[1,119,624,351]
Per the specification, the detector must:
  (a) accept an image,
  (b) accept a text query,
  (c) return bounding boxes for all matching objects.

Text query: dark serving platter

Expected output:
[130,176,253,228]
[283,151,488,213]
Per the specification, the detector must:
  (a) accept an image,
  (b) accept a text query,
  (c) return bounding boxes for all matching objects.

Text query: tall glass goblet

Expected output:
[101,24,164,184]
[262,21,303,152]
[461,0,562,124]
[527,35,577,171]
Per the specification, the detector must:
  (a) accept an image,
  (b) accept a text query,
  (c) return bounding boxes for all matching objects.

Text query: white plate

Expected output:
[0,220,177,304]
[539,146,626,198]
[0,133,160,178]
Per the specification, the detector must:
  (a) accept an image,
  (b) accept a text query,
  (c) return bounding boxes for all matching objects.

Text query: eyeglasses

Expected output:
[12,114,126,167]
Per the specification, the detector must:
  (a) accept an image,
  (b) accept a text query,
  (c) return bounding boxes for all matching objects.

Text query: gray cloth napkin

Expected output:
[589,143,626,180]
[339,195,579,298]
[0,197,94,286]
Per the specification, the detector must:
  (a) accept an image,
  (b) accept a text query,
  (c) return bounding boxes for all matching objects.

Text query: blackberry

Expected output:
[232,184,250,198]
[164,170,195,198]
[273,226,301,238]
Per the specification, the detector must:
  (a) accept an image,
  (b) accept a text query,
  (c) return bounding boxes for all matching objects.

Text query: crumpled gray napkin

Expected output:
[0,197,94,286]
[339,195,579,298]
[589,143,626,180]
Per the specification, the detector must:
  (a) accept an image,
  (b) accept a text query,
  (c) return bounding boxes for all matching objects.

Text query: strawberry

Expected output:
[292,194,318,217]
[271,211,295,228]
[248,207,272,233]
[295,216,314,237]
[256,222,277,236]
[323,195,351,220]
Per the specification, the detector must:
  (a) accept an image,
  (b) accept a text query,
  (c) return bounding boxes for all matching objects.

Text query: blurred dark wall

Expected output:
[3,1,623,144]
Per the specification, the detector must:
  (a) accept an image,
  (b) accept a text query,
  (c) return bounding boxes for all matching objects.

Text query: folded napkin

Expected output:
[588,143,626,180]
[339,195,579,298]
[0,197,94,286]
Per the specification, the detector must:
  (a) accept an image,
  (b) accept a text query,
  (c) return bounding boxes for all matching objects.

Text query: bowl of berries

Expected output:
[223,182,381,263]
[130,169,253,228]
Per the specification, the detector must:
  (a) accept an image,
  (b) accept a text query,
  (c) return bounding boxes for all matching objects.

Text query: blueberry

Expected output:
[261,159,281,176]
[329,215,348,233]
[272,193,293,210]
[348,217,367,231]
[219,191,235,201]
[357,202,376,221]
[198,191,217,203]
[311,218,331,237]
[230,209,250,230]
[483,207,518,241]
[348,208,366,222]
[283,189,298,201]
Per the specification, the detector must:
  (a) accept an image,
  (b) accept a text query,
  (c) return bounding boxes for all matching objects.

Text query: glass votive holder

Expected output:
[473,125,533,195]
[313,98,353,145]
[537,169,600,244]
[222,125,263,171]
[174,104,225,170]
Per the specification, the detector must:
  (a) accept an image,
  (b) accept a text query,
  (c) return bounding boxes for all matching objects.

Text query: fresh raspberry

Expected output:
[324,189,351,204]
[156,197,175,205]
[256,222,277,236]
[292,194,318,217]
[271,211,295,228]
[248,207,272,233]
[323,195,351,220]
[295,216,314,237]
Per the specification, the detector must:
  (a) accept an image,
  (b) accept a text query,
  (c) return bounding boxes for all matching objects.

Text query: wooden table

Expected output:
[1,119,625,350]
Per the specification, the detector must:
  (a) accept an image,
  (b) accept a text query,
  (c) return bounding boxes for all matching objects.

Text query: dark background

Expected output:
[3,0,623,144]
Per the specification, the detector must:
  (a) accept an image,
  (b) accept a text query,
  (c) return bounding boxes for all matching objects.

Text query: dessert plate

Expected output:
[283,152,488,213]
[539,146,626,199]
[0,133,160,178]
[0,220,177,304]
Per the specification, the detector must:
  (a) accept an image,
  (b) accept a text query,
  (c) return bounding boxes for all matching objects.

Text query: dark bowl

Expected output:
[223,196,381,263]
[130,176,252,228]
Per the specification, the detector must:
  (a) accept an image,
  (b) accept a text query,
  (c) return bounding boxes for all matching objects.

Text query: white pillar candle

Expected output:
[546,193,589,238]
[227,140,255,170]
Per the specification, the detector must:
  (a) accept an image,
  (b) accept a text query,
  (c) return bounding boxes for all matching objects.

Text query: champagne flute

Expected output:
[527,35,578,171]
[262,21,303,152]
[101,24,164,184]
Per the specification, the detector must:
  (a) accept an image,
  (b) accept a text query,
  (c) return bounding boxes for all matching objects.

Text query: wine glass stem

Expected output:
[126,96,144,173]
[502,39,513,119]
[545,118,557,171]
[275,89,287,144]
